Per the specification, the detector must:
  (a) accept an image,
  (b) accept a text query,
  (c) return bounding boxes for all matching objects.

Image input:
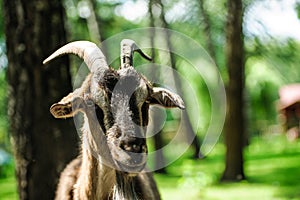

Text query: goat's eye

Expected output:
[141,102,149,126]
[145,97,151,104]
[86,99,94,107]
[95,105,106,132]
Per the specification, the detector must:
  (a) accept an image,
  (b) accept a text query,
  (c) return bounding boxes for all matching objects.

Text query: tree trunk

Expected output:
[3,0,79,199]
[221,0,246,182]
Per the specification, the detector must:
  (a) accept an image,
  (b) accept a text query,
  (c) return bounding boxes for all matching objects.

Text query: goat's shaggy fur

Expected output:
[44,40,184,200]
[55,153,160,200]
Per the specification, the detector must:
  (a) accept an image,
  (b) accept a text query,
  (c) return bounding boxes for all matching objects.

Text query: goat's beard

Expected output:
[112,171,141,200]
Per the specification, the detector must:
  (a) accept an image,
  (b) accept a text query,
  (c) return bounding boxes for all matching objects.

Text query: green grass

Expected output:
[0,176,17,200]
[1,135,300,200]
[155,135,300,200]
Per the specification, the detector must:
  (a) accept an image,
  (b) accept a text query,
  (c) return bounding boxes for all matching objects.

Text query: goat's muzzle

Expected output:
[107,128,148,173]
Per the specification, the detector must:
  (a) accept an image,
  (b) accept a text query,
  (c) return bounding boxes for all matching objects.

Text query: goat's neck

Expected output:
[77,115,141,200]
[77,143,141,200]
[75,137,116,200]
[75,115,116,200]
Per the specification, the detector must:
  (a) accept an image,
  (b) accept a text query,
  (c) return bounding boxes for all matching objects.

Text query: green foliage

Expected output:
[0,156,14,178]
[296,2,300,19]
[0,0,8,150]
[64,0,146,42]
[244,38,300,136]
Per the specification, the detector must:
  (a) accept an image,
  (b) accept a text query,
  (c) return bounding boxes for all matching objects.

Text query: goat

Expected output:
[43,39,185,200]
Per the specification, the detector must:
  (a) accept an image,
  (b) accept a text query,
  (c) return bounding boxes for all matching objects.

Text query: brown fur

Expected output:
[54,106,160,200]
[46,41,184,200]
[55,157,81,200]
[55,151,161,200]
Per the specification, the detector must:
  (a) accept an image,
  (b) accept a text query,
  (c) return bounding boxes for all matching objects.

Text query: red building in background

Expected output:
[278,84,300,140]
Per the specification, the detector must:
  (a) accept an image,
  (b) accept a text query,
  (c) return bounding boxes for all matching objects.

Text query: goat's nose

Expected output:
[120,139,147,153]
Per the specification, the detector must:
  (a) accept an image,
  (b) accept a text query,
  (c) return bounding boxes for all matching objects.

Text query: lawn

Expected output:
[156,135,300,200]
[0,177,17,200]
[1,134,300,200]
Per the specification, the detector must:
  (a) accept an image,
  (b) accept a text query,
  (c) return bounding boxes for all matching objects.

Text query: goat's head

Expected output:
[43,40,184,173]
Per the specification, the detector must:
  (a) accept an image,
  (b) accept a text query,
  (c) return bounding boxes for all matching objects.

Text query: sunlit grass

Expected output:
[155,134,300,200]
[0,177,17,200]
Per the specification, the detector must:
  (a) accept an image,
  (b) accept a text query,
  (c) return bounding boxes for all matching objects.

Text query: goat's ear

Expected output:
[150,87,185,109]
[50,92,84,118]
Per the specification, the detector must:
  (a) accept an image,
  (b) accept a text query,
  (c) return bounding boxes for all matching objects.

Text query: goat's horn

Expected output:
[120,39,152,69]
[43,41,109,72]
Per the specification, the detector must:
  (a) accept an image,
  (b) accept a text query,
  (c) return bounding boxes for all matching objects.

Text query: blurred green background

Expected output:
[1,0,300,199]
